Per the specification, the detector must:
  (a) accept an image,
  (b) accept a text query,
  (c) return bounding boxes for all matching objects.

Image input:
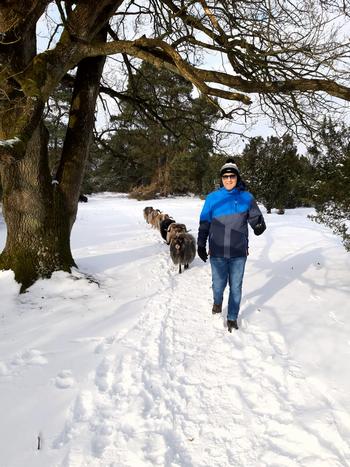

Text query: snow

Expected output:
[0,136,21,148]
[0,193,350,467]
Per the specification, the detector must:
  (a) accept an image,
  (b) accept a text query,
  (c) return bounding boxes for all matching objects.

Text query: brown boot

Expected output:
[212,304,222,314]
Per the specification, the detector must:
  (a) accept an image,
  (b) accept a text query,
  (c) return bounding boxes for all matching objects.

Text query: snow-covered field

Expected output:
[0,193,350,467]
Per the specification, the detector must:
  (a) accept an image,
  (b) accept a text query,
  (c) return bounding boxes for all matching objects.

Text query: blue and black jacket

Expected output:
[197,183,266,258]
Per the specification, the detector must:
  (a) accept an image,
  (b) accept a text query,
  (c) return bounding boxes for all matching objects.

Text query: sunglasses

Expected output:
[222,174,237,180]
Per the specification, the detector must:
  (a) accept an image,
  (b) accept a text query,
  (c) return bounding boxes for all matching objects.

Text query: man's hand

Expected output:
[253,215,266,236]
[197,246,208,262]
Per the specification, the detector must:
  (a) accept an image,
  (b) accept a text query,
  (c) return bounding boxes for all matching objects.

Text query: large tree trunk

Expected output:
[0,124,75,291]
[0,29,106,290]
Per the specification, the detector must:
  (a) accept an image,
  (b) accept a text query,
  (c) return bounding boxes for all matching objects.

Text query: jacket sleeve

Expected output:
[197,196,212,248]
[248,197,266,236]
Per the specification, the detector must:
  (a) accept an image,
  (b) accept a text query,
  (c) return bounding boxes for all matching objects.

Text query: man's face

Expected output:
[222,173,237,190]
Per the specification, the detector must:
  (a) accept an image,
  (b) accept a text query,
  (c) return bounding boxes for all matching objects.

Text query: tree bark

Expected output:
[0,123,75,291]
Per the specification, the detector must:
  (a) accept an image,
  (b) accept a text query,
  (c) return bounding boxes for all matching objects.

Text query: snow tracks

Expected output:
[57,248,350,467]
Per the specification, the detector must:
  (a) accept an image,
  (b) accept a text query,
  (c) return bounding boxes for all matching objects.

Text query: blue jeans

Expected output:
[210,256,247,320]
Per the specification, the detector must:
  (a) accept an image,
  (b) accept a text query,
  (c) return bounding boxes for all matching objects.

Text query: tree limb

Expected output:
[80,37,350,103]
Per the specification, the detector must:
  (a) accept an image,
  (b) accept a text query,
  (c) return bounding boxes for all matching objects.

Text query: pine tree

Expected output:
[85,62,220,197]
[308,118,350,250]
[241,135,313,213]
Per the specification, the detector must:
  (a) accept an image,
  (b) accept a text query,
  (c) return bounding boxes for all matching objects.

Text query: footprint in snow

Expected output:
[11,349,48,366]
[73,391,94,422]
[94,330,128,354]
[95,356,114,392]
[94,335,115,354]
[55,370,75,389]
[91,424,114,457]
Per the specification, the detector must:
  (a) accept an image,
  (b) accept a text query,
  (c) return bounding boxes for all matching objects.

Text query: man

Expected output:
[197,159,266,332]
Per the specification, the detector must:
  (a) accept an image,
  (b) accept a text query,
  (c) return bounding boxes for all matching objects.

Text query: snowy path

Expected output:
[57,262,350,467]
[1,195,350,467]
